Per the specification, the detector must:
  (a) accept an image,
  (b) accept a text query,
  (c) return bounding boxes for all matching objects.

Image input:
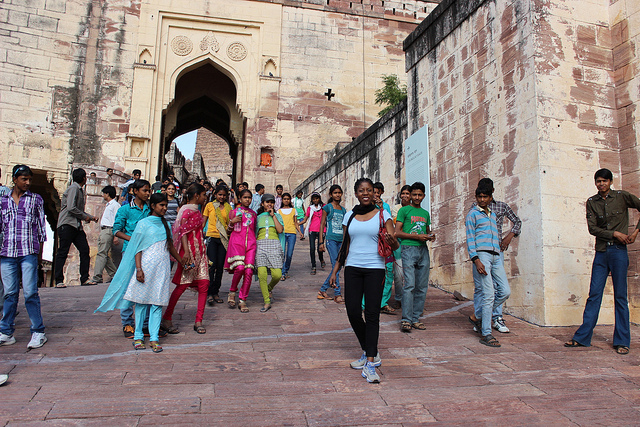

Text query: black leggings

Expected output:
[309,231,325,268]
[344,266,385,357]
[207,237,226,296]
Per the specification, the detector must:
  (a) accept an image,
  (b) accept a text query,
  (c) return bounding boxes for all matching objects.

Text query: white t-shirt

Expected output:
[343,209,392,269]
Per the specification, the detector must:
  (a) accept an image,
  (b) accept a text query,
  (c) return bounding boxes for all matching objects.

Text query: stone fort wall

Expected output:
[298,0,640,326]
[0,0,438,284]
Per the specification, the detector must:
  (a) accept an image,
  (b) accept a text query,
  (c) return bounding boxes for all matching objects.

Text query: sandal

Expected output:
[480,334,501,347]
[615,345,630,355]
[260,304,272,313]
[564,339,586,348]
[281,275,287,281]
[412,322,426,330]
[207,296,215,306]
[317,291,330,300]
[133,339,145,350]
[213,294,223,303]
[227,292,237,308]
[193,324,206,334]
[160,321,179,334]
[238,300,249,313]
[334,295,344,304]
[468,316,481,333]
[321,261,326,268]
[381,305,396,315]
[269,292,274,302]
[310,268,316,275]
[81,281,98,286]
[401,320,412,333]
[149,341,163,353]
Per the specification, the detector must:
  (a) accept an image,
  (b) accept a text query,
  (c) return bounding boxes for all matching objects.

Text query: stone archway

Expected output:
[160,61,242,184]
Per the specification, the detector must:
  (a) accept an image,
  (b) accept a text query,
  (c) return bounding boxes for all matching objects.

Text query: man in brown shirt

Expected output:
[565,168,640,355]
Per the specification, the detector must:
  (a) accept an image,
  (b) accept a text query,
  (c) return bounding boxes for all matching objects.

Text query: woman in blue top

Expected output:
[329,178,398,383]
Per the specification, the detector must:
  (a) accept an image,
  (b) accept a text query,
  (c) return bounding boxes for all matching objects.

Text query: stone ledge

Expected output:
[404,0,489,71]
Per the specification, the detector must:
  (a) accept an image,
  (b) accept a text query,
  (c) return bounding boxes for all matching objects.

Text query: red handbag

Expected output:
[377,209,393,258]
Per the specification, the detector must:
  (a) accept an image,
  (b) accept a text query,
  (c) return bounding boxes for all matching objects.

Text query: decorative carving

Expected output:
[171,36,193,56]
[227,42,247,61]
[200,32,220,53]
[131,140,145,157]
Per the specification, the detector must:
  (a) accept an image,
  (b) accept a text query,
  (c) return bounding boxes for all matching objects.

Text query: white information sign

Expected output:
[404,124,430,212]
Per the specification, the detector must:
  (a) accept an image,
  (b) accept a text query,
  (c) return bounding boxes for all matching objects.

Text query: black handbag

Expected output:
[337,213,357,265]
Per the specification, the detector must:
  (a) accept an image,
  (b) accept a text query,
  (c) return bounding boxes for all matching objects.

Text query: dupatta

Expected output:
[172,204,205,256]
[95,216,168,312]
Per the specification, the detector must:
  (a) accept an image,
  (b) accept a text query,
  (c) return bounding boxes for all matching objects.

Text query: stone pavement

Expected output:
[2,246,640,426]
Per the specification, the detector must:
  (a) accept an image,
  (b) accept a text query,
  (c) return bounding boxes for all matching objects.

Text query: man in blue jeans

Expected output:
[395,182,435,332]
[565,168,640,355]
[466,185,511,347]
[0,165,47,349]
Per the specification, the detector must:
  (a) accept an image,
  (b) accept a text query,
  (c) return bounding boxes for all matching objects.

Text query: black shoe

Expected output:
[123,325,134,339]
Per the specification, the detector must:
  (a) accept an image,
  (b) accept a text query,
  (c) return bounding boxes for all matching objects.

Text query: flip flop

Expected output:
[260,304,272,313]
[193,324,206,334]
[411,322,426,330]
[564,339,586,348]
[317,291,330,300]
[615,345,630,355]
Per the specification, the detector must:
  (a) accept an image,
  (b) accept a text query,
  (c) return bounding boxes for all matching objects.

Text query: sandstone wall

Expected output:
[296,100,407,208]
[194,128,234,184]
[297,0,640,326]
[405,0,640,325]
[0,0,436,284]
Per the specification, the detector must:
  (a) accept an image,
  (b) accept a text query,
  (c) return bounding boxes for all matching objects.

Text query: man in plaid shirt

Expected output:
[469,178,522,333]
[0,165,48,349]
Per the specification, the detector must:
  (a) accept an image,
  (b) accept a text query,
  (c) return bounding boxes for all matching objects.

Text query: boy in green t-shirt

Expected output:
[394,182,435,333]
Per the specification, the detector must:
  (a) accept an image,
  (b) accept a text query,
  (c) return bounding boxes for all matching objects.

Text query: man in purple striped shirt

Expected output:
[0,165,47,349]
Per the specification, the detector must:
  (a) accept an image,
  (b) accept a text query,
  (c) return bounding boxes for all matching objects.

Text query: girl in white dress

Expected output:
[124,193,184,352]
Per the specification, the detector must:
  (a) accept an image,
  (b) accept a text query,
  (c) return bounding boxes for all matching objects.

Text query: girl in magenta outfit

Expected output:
[300,192,325,275]
[224,189,257,312]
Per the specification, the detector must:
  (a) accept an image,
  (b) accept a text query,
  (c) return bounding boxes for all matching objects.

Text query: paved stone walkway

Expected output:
[2,247,640,425]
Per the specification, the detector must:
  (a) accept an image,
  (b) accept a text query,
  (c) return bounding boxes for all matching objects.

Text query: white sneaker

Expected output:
[0,333,15,346]
[27,332,47,349]
[492,317,510,333]
[361,361,380,383]
[350,352,381,369]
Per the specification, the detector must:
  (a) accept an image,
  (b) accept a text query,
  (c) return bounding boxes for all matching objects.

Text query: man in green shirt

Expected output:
[394,182,435,333]
[565,168,640,355]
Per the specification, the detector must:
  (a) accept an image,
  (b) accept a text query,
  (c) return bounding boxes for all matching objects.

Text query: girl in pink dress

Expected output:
[224,189,257,312]
[161,184,210,334]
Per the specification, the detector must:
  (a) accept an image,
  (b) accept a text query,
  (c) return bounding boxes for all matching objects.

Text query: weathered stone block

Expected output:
[45,0,66,13]
[7,10,29,27]
[27,14,58,32]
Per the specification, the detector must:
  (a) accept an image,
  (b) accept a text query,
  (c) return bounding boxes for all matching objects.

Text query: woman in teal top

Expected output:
[255,193,285,312]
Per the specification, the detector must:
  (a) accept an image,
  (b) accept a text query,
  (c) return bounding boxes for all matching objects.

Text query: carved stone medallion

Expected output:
[171,36,193,56]
[227,42,247,61]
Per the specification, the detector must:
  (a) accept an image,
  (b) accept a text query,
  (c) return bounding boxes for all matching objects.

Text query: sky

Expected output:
[173,130,198,160]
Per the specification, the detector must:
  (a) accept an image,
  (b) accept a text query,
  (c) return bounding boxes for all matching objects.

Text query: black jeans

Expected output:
[54,224,90,284]
[309,231,324,268]
[344,266,385,357]
[207,237,226,296]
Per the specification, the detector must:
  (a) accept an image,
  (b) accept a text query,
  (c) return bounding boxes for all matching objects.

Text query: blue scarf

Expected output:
[95,216,169,312]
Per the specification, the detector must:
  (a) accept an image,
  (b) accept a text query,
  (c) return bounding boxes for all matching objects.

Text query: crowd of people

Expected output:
[0,163,636,383]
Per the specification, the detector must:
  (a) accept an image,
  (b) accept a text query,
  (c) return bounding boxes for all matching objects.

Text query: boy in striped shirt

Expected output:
[465,185,511,347]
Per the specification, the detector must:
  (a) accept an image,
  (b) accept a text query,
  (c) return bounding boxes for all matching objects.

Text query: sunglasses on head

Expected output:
[13,165,30,177]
